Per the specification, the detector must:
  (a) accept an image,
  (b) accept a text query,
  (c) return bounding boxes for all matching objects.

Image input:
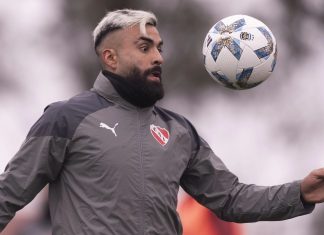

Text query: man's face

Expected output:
[114,25,164,83]
[101,24,165,107]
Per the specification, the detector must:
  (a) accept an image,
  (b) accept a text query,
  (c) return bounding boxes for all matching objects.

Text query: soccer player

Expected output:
[0,9,324,234]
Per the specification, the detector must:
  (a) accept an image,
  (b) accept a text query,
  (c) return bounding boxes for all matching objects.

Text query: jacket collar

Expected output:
[92,71,155,112]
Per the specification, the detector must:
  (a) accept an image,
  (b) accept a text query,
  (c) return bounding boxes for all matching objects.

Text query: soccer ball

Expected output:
[202,15,277,90]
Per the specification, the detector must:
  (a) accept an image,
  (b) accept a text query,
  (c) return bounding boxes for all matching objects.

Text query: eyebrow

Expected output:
[137,36,163,47]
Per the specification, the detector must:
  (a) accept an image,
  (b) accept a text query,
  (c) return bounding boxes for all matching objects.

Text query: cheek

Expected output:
[115,55,133,74]
[117,54,147,74]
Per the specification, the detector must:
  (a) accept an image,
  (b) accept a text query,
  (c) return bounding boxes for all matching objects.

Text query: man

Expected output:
[0,9,324,235]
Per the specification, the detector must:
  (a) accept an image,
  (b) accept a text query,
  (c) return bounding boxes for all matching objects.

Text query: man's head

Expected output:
[93,9,164,107]
[93,9,157,53]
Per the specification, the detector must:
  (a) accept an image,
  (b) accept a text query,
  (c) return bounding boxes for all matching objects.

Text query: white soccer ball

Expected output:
[202,15,277,90]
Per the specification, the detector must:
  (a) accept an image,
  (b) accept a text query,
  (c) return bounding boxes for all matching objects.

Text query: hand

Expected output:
[301,168,324,203]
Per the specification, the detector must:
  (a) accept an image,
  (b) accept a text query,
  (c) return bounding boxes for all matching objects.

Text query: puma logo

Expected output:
[99,122,119,137]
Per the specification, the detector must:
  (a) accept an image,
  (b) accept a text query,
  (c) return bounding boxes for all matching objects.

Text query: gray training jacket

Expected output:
[0,72,314,234]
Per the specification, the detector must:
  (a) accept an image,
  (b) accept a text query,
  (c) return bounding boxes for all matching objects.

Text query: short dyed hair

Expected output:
[93,9,157,52]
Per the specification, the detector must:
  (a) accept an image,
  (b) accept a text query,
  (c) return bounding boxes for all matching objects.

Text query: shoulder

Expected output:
[154,106,194,127]
[27,90,113,139]
[154,106,187,124]
[50,90,112,114]
[154,106,199,137]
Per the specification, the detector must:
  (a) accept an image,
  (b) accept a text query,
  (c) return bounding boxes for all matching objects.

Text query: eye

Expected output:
[158,47,163,53]
[139,44,149,52]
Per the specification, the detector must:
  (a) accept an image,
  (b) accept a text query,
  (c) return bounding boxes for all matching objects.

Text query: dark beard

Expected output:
[102,67,164,108]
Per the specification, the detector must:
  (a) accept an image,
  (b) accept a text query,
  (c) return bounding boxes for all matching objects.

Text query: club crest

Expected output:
[150,124,169,146]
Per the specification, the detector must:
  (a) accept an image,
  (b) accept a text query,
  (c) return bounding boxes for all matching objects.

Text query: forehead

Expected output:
[123,25,162,44]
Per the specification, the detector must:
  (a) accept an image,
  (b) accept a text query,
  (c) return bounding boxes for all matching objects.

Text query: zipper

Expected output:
[137,109,145,235]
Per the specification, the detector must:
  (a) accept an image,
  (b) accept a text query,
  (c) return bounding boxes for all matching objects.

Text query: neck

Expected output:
[102,70,164,108]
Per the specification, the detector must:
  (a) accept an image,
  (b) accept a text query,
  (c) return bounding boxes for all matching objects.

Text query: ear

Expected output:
[101,48,117,70]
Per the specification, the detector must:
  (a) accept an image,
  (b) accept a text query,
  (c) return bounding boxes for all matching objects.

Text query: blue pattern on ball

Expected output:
[213,21,226,33]
[210,36,243,61]
[254,27,274,59]
[236,68,254,81]
[230,38,243,60]
[211,42,223,62]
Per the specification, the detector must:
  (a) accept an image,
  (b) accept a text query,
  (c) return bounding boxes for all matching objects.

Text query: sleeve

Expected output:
[180,125,315,223]
[0,102,70,231]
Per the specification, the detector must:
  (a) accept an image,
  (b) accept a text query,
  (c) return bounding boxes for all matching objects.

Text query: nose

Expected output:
[152,48,164,65]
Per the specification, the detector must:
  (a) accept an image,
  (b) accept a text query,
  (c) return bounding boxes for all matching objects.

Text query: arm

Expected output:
[180,136,314,223]
[0,103,69,231]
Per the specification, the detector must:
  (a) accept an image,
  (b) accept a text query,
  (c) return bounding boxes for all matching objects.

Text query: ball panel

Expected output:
[204,44,219,70]
[212,46,240,80]
[254,27,275,59]
[222,15,263,29]
[231,27,270,51]
[236,67,254,81]
[237,44,262,68]
[214,17,247,33]
[210,71,237,89]
[248,54,276,83]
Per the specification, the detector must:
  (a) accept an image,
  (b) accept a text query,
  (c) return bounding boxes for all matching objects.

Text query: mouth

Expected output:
[147,67,162,82]
[151,71,161,79]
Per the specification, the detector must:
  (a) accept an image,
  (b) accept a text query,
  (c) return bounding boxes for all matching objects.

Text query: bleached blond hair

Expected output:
[93,9,157,53]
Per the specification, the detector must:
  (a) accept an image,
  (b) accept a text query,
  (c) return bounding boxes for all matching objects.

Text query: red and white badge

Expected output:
[150,124,170,146]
